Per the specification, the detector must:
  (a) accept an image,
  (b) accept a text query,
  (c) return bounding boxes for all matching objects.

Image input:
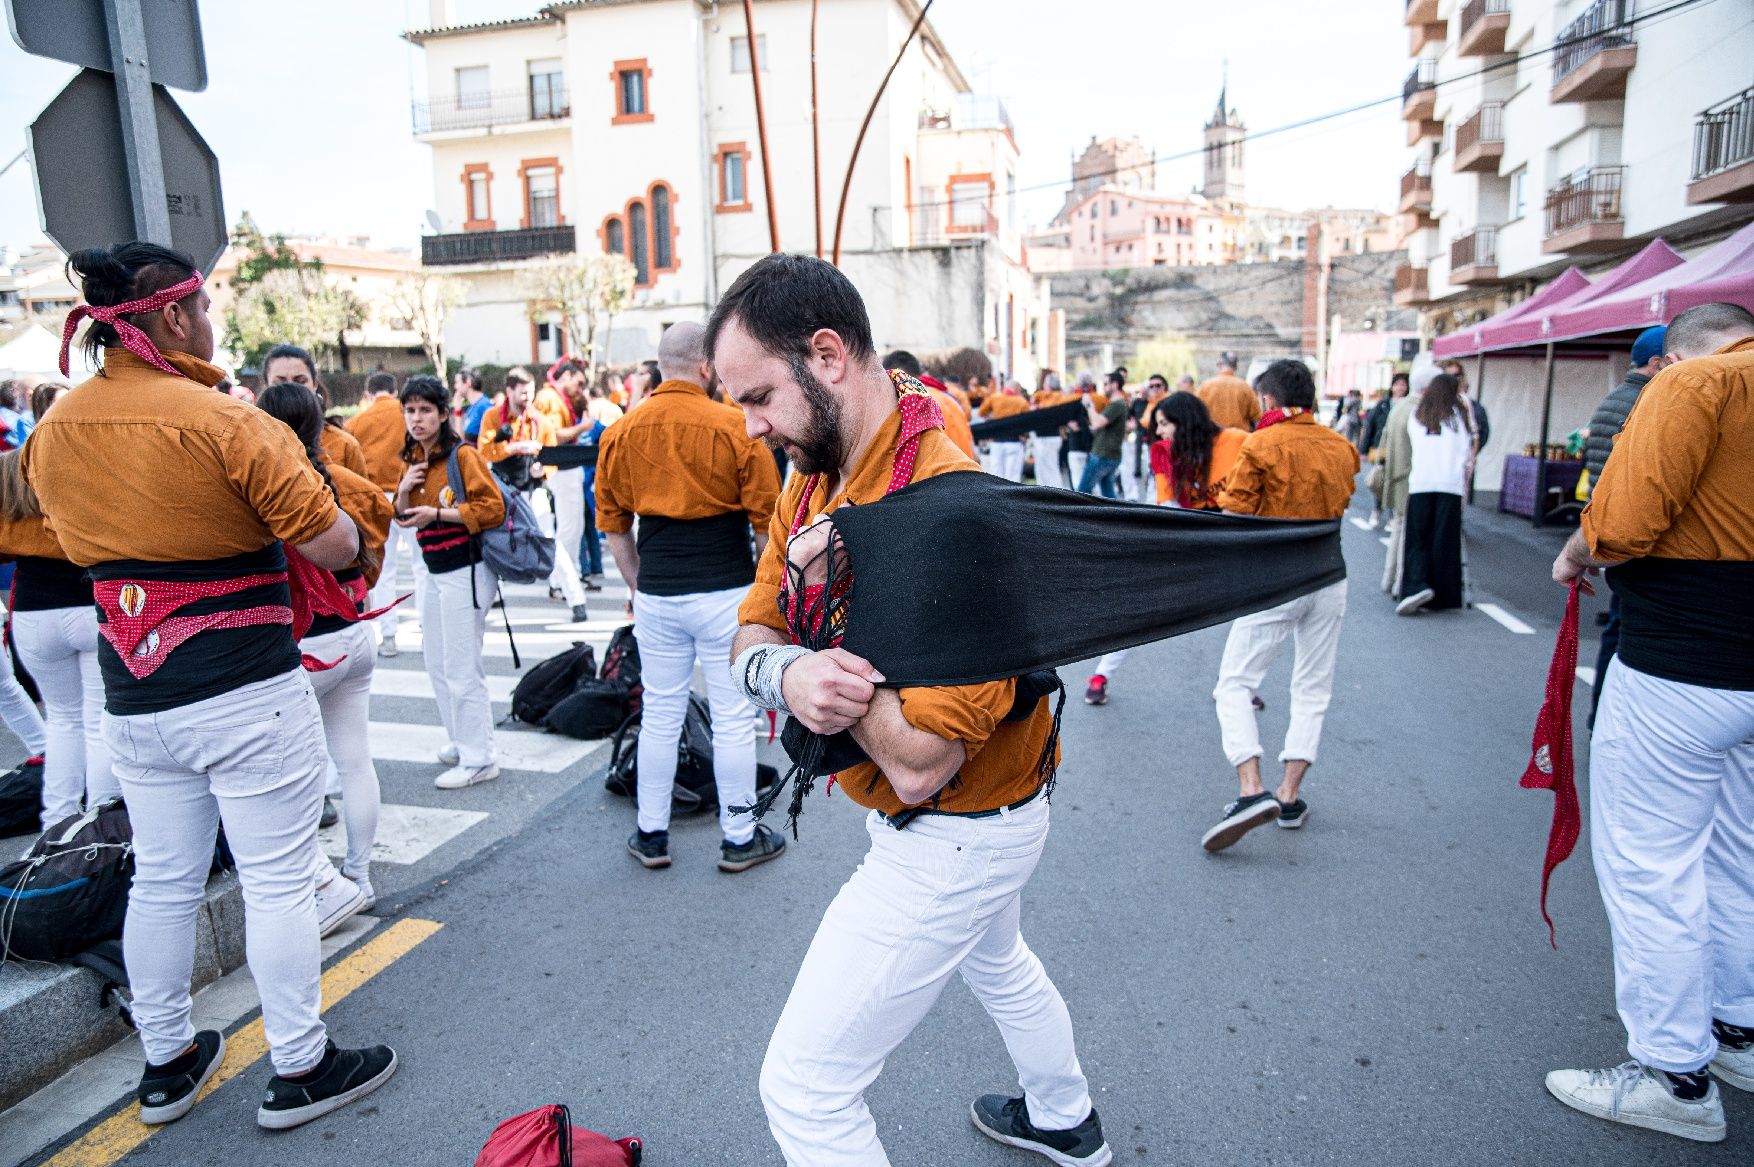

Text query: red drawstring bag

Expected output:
[474,1104,641,1167]
[1519,581,1582,948]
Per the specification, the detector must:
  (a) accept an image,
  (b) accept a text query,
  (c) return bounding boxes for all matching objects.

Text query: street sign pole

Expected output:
[102,0,171,243]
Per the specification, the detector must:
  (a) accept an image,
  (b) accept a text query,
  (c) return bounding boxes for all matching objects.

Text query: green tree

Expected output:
[1132,332,1199,382]
[521,253,637,378]
[387,272,465,375]
[223,212,366,369]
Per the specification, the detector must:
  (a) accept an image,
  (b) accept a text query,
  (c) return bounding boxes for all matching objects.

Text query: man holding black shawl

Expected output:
[719,255,1110,1167]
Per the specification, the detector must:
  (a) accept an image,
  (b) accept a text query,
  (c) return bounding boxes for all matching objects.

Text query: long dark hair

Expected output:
[398,374,460,464]
[263,343,345,430]
[257,382,381,582]
[1157,390,1222,505]
[65,243,199,372]
[1415,373,1465,435]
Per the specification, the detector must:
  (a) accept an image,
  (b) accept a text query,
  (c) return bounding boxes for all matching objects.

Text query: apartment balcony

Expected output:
[1402,60,1437,122]
[1393,263,1430,308]
[1450,227,1502,284]
[1409,19,1446,55]
[421,225,576,267]
[1543,166,1624,254]
[1454,103,1504,173]
[1688,87,1754,205]
[1404,0,1438,26]
[1456,0,1510,56]
[412,87,570,136]
[1551,0,1635,103]
[1399,162,1433,214]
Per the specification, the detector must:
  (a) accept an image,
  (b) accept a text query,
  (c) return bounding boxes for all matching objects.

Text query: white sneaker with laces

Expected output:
[1545,1061,1725,1142]
[314,875,366,939]
[342,873,376,912]
[435,763,499,790]
[1712,1042,1754,1092]
[437,743,460,766]
[1395,587,1436,616]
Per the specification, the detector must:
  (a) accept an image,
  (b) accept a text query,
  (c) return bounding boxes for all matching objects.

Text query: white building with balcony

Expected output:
[405,0,1053,379]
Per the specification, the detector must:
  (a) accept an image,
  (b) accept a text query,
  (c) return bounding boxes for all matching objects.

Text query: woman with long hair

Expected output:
[256,382,390,913]
[1149,390,1247,509]
[0,440,114,828]
[262,344,368,480]
[1396,372,1474,615]
[395,375,504,789]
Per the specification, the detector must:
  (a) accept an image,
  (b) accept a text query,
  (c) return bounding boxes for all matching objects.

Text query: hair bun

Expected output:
[65,247,132,304]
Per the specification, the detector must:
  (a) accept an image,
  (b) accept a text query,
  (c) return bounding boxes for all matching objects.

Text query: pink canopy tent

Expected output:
[1542,219,1754,342]
[1431,268,1591,359]
[1487,239,1685,352]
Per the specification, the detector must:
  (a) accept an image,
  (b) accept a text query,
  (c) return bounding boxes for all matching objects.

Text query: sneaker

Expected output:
[376,637,399,659]
[1396,587,1436,616]
[548,586,566,604]
[434,763,498,790]
[343,871,376,912]
[1544,1061,1726,1143]
[583,577,604,592]
[137,1030,226,1125]
[1200,791,1283,853]
[1251,693,1265,711]
[970,1094,1112,1167]
[719,824,787,872]
[570,603,590,623]
[1084,676,1108,706]
[1276,798,1310,829]
[1366,508,1382,529]
[628,829,671,869]
[257,1040,398,1130]
[314,874,366,938]
[1711,1023,1754,1092]
[437,743,460,766]
[318,797,339,829]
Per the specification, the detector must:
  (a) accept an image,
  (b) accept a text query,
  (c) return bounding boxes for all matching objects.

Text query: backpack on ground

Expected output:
[597,624,642,714]
[603,697,778,813]
[543,680,633,741]
[447,448,555,586]
[0,758,44,836]
[0,799,134,962]
[511,643,598,725]
[475,1103,641,1167]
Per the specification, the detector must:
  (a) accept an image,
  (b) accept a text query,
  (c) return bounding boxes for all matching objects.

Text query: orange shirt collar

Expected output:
[817,407,904,508]
[103,348,228,388]
[651,378,707,398]
[1717,336,1754,356]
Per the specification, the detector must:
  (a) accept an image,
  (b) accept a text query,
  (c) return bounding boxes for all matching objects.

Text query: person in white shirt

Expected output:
[1395,372,1474,615]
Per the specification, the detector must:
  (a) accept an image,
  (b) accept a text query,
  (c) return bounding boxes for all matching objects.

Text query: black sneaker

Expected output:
[628,829,671,869]
[1276,798,1310,829]
[569,603,590,623]
[137,1029,226,1125]
[1200,791,1282,853]
[318,797,339,829]
[583,577,604,592]
[1251,693,1266,711]
[719,823,787,872]
[970,1094,1112,1166]
[257,1040,398,1130]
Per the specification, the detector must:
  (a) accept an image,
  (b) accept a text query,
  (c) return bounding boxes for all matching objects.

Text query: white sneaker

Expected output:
[376,637,399,659]
[435,763,499,790]
[1712,1042,1754,1092]
[342,872,376,912]
[1395,588,1436,616]
[437,743,460,766]
[314,875,367,939]
[1545,1061,1726,1142]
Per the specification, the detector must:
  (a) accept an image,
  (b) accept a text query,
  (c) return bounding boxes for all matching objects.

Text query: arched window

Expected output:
[651,184,673,271]
[604,217,625,256]
[628,200,649,285]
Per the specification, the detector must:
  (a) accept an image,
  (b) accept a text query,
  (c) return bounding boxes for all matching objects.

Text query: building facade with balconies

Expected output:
[406,0,1052,379]
[1393,0,1754,338]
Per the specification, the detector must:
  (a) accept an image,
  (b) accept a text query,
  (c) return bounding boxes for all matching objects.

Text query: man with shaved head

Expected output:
[594,321,786,872]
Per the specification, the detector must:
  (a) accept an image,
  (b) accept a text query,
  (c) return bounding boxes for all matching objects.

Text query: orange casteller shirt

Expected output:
[328,462,393,588]
[595,379,779,533]
[1217,413,1359,519]
[1153,426,1248,507]
[345,394,408,492]
[320,424,368,479]
[1199,374,1262,433]
[930,388,976,458]
[739,408,1058,817]
[476,405,557,466]
[978,394,1030,421]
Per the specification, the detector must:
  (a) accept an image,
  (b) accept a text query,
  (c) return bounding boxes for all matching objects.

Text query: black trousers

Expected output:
[1402,492,1464,609]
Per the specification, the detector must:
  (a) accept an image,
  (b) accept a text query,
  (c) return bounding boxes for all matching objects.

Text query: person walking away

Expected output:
[455,368,493,444]
[1439,359,1491,458]
[595,321,784,872]
[1581,325,1668,725]
[1198,354,1261,432]
[977,380,1029,482]
[0,449,117,828]
[261,345,368,481]
[719,253,1109,1167]
[1394,373,1473,615]
[1545,301,1754,1143]
[1202,360,1358,851]
[25,242,395,1130]
[1380,364,1438,597]
[395,375,505,790]
[1361,374,1407,526]
[1030,372,1068,489]
[1077,372,1129,498]
[257,383,390,916]
[347,372,419,658]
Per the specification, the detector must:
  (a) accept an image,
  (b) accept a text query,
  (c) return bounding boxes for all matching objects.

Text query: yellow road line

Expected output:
[43,918,443,1167]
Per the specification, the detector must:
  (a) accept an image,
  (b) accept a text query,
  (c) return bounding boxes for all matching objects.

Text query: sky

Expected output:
[0,0,1409,254]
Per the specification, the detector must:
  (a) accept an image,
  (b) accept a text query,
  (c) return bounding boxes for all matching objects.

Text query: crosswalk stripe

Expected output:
[371,668,519,703]
[1476,602,1535,635]
[1575,665,1597,686]
[1348,516,1374,531]
[367,720,606,773]
[318,802,487,866]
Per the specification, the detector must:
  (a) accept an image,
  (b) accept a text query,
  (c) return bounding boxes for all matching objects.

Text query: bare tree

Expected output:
[520,253,637,377]
[388,272,465,374]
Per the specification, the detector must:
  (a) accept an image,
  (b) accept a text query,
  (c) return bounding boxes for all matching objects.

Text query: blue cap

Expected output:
[1631,326,1666,368]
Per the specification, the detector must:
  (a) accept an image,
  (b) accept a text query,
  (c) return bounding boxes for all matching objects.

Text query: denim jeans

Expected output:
[1076,454,1121,498]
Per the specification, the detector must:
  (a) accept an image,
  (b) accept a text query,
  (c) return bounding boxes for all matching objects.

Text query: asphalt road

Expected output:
[16,490,1752,1166]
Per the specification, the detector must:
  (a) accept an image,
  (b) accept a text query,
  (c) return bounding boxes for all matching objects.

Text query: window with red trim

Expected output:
[714,143,751,213]
[611,59,653,125]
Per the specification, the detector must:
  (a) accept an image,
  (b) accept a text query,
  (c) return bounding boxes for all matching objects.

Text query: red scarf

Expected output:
[1254,406,1307,431]
[59,271,206,378]
[1520,581,1581,947]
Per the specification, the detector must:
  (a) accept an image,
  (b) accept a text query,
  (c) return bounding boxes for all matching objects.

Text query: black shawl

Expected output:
[968,400,1083,442]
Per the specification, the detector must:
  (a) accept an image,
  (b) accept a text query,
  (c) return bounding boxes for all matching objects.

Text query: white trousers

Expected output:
[12,605,116,828]
[761,798,1093,1166]
[1093,649,1129,679]
[1032,435,1064,489]
[536,468,587,608]
[1066,450,1089,490]
[989,440,1025,483]
[1118,435,1142,501]
[371,495,425,646]
[630,586,756,842]
[303,624,380,880]
[1591,658,1754,1072]
[421,562,496,768]
[107,669,329,1076]
[1212,579,1347,767]
[0,615,47,757]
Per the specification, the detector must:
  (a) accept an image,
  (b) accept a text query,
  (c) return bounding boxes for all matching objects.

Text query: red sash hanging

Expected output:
[1520,581,1582,948]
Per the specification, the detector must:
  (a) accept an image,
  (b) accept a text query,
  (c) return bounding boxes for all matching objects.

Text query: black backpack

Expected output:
[511,642,598,725]
[0,799,134,962]
[599,625,642,715]
[604,697,779,813]
[544,680,633,741]
[0,758,44,836]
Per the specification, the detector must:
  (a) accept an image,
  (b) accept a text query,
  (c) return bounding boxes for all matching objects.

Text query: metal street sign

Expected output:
[29,68,225,275]
[4,0,207,90]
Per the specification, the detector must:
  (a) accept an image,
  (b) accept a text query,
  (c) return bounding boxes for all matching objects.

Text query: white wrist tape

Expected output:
[734,643,809,713]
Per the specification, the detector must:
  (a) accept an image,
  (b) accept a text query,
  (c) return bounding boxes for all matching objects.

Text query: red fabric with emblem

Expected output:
[1519,581,1581,947]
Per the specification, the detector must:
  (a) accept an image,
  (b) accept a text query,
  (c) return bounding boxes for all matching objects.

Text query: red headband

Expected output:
[60,270,205,378]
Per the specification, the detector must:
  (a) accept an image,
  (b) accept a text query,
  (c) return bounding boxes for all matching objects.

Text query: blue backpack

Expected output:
[447,448,555,586]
